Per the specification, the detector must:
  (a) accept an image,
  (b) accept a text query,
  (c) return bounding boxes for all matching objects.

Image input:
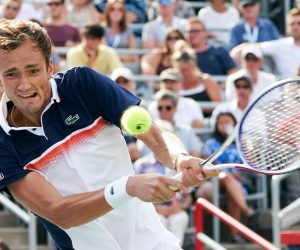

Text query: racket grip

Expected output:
[169,172,182,191]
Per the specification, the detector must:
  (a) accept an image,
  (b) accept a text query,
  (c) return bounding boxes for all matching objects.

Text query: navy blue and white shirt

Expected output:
[0,67,174,250]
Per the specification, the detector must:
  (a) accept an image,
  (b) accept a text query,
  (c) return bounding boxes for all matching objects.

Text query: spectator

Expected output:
[0,0,21,19]
[148,68,205,128]
[67,0,100,29]
[147,0,195,20]
[197,112,254,243]
[226,45,277,101]
[230,0,280,48]
[103,0,138,63]
[44,0,81,47]
[138,89,202,157]
[172,40,223,117]
[94,0,147,24]
[67,24,122,75]
[134,148,192,247]
[198,0,240,46]
[210,73,253,126]
[186,17,237,76]
[142,0,186,49]
[16,0,44,21]
[141,27,185,76]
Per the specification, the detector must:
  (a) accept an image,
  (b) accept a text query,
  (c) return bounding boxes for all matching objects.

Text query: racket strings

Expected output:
[239,81,300,172]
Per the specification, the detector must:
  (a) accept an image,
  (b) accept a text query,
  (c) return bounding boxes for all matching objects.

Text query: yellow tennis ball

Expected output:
[121,106,152,135]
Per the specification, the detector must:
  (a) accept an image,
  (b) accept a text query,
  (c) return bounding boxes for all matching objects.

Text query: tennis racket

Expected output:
[173,78,300,184]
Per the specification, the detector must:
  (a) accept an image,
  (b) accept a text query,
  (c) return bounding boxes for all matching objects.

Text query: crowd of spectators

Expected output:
[0,0,300,246]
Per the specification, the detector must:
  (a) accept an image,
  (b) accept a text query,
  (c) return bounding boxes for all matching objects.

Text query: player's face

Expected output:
[0,40,54,119]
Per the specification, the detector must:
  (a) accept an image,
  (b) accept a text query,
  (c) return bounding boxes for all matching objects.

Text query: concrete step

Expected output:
[0,227,28,245]
[0,211,18,227]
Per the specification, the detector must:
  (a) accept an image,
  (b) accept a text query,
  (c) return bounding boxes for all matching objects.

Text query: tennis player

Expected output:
[0,19,217,250]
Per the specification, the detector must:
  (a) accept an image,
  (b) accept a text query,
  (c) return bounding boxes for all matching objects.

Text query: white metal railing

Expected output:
[0,193,37,250]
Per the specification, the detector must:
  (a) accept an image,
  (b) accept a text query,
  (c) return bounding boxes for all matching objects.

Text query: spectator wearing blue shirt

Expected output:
[186,17,237,76]
[230,0,280,48]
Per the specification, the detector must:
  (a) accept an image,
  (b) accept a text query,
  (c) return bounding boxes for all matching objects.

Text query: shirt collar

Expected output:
[0,78,60,135]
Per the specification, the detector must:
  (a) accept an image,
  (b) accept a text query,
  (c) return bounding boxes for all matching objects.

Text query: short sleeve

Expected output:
[0,143,29,191]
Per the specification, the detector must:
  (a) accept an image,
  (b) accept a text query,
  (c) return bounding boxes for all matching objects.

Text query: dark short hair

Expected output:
[233,76,252,88]
[82,24,105,39]
[0,19,52,65]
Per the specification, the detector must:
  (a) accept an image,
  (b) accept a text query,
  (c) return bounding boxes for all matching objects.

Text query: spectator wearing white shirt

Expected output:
[231,8,300,77]
[198,0,240,46]
[226,44,276,101]
[211,73,253,126]
[148,68,205,128]
[142,0,186,49]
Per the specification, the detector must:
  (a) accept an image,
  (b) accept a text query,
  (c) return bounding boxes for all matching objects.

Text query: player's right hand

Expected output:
[126,174,187,203]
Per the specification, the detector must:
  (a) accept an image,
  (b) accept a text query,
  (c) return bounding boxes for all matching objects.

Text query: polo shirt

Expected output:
[0,67,172,250]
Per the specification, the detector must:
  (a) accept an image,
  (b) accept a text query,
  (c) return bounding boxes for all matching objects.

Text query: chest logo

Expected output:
[0,173,4,181]
[65,114,80,125]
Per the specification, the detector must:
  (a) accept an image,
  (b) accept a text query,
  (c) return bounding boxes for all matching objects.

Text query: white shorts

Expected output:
[153,231,183,250]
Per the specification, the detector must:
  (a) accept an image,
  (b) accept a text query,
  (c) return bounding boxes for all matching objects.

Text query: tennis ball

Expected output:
[121,106,152,135]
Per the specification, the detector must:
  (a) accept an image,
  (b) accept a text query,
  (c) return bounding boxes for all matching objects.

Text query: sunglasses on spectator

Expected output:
[166,35,181,41]
[245,55,260,62]
[235,83,251,89]
[186,29,203,34]
[116,78,129,84]
[158,105,173,111]
[110,6,124,12]
[6,5,19,11]
[47,2,62,6]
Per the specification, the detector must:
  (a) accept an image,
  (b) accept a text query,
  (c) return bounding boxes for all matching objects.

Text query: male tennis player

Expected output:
[0,19,217,250]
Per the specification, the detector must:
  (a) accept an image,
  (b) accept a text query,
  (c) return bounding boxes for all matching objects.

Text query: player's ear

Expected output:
[47,59,54,79]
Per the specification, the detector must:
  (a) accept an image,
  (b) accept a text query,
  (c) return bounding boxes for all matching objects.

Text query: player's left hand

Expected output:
[175,154,219,187]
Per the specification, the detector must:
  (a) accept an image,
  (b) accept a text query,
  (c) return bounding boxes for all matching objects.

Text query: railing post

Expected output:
[28,213,37,250]
[194,200,204,250]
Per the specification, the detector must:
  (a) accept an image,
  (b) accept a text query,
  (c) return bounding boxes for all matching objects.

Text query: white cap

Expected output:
[241,45,263,59]
[111,67,134,81]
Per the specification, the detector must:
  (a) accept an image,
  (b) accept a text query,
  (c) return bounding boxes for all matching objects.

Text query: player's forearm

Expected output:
[138,124,188,169]
[48,190,112,229]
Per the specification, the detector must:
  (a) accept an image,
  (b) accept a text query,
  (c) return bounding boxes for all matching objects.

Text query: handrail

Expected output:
[194,198,279,250]
[0,193,37,250]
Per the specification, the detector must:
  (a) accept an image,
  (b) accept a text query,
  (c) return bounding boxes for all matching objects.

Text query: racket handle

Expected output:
[169,172,182,191]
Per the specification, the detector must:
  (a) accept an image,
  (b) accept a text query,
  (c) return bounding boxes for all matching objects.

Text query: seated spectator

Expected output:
[142,0,186,49]
[197,112,254,243]
[148,68,205,128]
[141,27,185,76]
[226,45,277,101]
[0,0,21,19]
[133,147,192,247]
[172,40,223,117]
[210,73,253,126]
[44,0,81,47]
[16,0,44,21]
[67,0,100,29]
[103,0,138,63]
[231,8,300,77]
[186,17,237,76]
[147,0,195,20]
[230,0,280,48]
[198,0,240,46]
[138,89,202,157]
[67,24,122,75]
[94,0,147,24]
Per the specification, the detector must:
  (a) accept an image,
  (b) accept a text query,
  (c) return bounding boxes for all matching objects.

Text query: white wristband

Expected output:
[104,175,133,209]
